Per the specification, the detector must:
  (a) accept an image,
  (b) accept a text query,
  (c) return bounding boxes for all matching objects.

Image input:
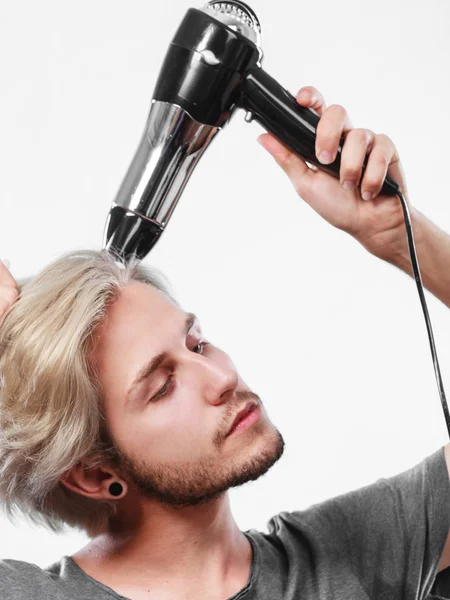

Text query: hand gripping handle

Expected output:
[240,67,400,197]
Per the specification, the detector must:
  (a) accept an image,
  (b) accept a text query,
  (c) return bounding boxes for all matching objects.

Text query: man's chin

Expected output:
[168,427,285,506]
[227,426,285,488]
[111,425,284,509]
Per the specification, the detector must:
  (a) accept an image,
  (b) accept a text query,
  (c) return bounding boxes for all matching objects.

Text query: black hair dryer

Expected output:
[103,0,400,262]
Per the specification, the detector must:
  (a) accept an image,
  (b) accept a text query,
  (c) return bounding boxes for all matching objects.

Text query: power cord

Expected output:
[397,190,450,437]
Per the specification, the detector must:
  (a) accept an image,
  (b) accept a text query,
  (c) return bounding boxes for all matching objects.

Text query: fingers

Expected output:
[314,105,354,165]
[295,86,327,116]
[261,86,402,202]
[0,259,19,319]
[257,134,311,182]
[339,128,375,190]
[0,259,17,289]
[257,86,328,184]
[296,87,354,165]
[0,287,18,319]
[386,156,408,197]
[295,87,401,199]
[357,134,399,200]
[0,288,18,312]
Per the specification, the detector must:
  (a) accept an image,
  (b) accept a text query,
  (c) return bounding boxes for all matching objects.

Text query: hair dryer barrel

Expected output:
[103,101,220,261]
[103,7,260,262]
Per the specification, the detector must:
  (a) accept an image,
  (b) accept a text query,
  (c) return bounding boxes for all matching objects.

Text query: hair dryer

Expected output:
[103,0,400,262]
[100,1,450,441]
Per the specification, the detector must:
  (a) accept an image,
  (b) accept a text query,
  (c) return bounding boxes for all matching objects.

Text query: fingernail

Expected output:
[342,181,355,190]
[362,191,372,201]
[0,258,10,269]
[318,150,332,164]
[297,91,310,102]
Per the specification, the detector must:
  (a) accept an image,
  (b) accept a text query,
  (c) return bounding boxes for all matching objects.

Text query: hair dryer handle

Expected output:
[240,67,400,197]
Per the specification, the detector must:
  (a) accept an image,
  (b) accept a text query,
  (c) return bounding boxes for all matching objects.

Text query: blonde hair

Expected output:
[0,249,179,536]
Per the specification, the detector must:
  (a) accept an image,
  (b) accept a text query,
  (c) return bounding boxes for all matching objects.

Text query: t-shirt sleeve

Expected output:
[287,446,450,599]
[0,559,58,599]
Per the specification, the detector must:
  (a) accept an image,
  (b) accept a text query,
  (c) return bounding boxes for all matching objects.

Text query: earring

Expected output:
[109,482,123,497]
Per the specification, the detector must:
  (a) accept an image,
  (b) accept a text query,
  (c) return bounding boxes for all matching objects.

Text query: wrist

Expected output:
[358,203,422,267]
[358,205,450,309]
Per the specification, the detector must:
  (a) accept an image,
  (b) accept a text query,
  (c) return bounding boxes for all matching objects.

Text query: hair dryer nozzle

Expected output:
[103,206,163,262]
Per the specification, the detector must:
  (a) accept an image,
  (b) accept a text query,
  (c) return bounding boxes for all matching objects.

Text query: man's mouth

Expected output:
[227,402,260,436]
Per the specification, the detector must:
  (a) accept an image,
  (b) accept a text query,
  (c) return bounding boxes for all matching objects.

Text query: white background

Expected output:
[1,0,450,568]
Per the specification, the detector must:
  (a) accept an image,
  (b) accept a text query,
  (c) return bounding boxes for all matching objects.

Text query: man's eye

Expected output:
[192,341,208,354]
[150,342,209,402]
[150,374,174,402]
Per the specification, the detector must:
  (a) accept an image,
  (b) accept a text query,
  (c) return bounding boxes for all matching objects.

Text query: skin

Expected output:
[0,259,18,318]
[61,281,285,600]
[258,86,411,262]
[0,266,285,599]
[0,87,414,598]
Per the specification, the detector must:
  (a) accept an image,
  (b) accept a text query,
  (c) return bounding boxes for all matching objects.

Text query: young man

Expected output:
[0,86,449,600]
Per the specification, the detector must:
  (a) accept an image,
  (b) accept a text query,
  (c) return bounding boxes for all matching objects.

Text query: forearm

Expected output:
[382,207,450,309]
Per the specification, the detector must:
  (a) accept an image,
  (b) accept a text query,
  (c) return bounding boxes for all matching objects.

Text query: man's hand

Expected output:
[0,260,18,319]
[257,86,412,260]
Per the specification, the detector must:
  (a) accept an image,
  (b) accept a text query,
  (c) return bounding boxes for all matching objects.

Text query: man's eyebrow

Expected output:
[125,312,198,406]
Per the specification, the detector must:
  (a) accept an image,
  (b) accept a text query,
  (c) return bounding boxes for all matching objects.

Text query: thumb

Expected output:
[257,132,311,186]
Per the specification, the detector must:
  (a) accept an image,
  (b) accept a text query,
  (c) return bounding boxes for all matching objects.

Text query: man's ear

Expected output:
[60,462,127,501]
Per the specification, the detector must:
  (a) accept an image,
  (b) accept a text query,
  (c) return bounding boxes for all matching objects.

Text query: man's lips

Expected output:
[227,401,258,436]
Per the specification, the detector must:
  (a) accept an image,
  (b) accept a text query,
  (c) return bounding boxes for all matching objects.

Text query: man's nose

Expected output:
[189,353,239,405]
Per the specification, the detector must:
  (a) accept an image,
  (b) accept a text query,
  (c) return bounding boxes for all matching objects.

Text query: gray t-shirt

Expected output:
[1,446,450,599]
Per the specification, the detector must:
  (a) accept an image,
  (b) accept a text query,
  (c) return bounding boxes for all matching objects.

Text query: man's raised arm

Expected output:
[381,207,450,310]
[258,85,450,309]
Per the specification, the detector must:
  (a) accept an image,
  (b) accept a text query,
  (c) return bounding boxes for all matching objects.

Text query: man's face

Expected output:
[93,281,284,507]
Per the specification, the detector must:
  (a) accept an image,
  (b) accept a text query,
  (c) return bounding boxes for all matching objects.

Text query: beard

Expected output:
[107,423,285,509]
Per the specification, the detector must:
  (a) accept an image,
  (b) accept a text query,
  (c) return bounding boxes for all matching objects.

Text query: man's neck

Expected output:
[71,492,253,599]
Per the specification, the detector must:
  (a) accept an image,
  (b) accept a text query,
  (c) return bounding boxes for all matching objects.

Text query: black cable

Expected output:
[397,191,450,438]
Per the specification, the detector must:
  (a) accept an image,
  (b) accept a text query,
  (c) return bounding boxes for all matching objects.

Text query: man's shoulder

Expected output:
[0,557,67,598]
[0,557,47,576]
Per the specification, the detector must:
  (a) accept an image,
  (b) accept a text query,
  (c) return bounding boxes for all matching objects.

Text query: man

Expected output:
[0,86,449,599]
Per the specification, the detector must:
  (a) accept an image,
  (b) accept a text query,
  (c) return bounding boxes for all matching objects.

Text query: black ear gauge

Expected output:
[109,482,124,497]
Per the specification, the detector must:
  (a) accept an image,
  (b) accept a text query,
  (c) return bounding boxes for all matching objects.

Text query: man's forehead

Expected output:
[107,282,179,320]
[92,282,183,350]
[119,281,173,306]
[90,283,196,379]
